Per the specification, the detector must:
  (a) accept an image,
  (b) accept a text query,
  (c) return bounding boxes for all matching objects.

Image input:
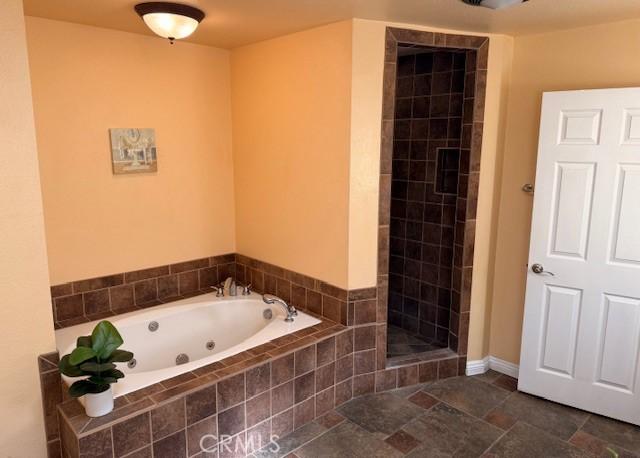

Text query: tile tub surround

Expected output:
[39,352,64,458]
[50,254,237,329]
[57,316,349,457]
[54,325,466,458]
[380,27,489,362]
[50,253,368,330]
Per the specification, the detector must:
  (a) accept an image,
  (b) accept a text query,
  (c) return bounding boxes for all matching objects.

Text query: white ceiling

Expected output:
[23,0,640,49]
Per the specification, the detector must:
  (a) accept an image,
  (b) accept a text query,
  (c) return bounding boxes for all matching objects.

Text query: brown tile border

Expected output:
[378,27,489,364]
[50,253,375,329]
[50,254,236,329]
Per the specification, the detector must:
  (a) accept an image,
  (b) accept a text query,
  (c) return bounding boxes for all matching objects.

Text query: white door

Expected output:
[519,88,640,425]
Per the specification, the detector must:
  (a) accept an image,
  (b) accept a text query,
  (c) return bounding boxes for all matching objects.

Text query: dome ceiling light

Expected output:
[461,0,529,9]
[134,2,205,44]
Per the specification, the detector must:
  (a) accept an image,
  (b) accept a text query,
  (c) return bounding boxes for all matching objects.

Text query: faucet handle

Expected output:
[241,283,252,295]
[211,285,224,297]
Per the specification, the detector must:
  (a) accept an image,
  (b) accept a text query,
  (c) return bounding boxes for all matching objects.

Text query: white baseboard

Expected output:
[466,355,519,378]
[465,357,489,376]
[488,356,519,378]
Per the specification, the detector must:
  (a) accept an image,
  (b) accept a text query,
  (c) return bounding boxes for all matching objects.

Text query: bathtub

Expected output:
[55,292,321,398]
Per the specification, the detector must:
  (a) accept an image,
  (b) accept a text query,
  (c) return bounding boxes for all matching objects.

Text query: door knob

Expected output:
[531,263,555,276]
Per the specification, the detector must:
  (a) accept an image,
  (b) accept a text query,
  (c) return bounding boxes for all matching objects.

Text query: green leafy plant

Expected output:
[58,320,134,397]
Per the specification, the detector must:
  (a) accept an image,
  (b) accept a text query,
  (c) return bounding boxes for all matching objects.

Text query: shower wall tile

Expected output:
[389,49,467,345]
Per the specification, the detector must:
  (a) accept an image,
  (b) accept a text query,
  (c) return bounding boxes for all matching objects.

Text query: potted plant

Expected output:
[58,320,134,417]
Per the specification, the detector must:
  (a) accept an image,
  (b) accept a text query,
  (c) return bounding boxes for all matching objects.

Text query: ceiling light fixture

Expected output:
[461,0,529,9]
[135,2,205,44]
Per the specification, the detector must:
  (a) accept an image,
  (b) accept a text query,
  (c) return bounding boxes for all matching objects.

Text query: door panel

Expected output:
[549,162,596,259]
[595,294,640,392]
[539,285,582,377]
[611,164,640,265]
[519,88,640,425]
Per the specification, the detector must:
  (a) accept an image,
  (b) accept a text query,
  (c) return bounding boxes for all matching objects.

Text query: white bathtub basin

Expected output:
[55,292,321,397]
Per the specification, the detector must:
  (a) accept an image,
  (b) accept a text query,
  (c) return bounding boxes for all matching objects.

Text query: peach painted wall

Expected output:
[0,2,55,455]
[490,18,640,365]
[231,21,353,289]
[348,19,514,361]
[26,17,235,285]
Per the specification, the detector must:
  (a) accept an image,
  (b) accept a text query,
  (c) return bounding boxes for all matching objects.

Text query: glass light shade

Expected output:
[142,12,199,39]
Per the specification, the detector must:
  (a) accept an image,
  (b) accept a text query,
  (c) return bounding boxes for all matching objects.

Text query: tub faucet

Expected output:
[223,277,237,296]
[263,294,297,322]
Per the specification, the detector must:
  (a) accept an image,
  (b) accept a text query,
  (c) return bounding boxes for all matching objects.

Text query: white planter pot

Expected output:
[84,386,114,417]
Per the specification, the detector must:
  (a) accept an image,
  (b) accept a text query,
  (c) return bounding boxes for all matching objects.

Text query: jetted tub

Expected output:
[55,292,321,397]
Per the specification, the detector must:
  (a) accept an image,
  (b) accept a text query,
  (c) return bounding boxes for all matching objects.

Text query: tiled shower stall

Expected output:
[385,38,482,362]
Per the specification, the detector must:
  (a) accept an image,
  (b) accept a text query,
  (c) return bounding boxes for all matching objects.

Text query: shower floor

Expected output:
[387,325,449,363]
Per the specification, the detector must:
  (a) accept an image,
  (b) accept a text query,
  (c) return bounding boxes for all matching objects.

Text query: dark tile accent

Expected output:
[385,430,421,454]
[408,391,439,410]
[484,408,518,430]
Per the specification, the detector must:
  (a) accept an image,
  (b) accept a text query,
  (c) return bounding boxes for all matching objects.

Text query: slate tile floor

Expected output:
[254,371,640,458]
